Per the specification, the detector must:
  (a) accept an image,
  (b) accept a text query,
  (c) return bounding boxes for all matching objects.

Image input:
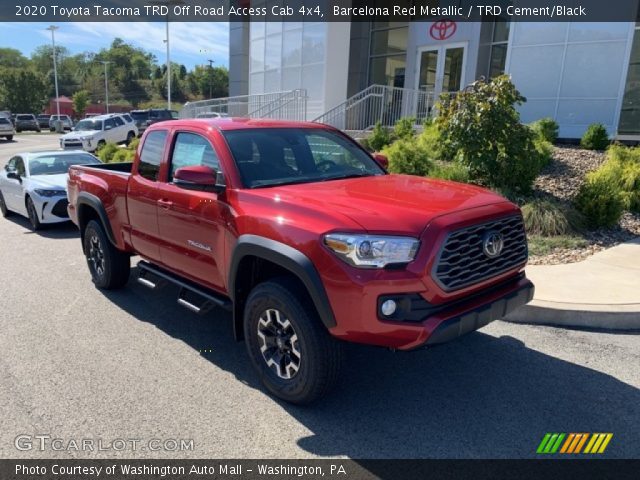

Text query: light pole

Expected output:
[207,59,215,99]
[46,25,61,130]
[150,0,184,110]
[99,61,111,113]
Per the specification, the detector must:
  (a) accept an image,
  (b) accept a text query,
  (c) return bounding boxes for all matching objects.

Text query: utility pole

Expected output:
[46,25,61,131]
[99,61,111,113]
[207,59,215,98]
[150,0,184,110]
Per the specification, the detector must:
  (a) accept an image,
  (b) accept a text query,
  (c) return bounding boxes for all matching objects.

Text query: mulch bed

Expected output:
[528,146,640,265]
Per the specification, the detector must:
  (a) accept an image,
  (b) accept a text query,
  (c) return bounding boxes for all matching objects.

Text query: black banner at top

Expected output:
[3,0,640,22]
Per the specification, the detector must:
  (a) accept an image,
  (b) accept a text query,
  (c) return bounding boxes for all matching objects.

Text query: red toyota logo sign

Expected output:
[429,20,457,41]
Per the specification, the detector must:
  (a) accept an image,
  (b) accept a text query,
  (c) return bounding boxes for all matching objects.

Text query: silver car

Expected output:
[49,115,73,131]
[0,117,15,141]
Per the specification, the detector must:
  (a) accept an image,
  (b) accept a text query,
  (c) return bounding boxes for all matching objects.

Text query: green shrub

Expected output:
[416,122,443,160]
[128,136,140,151]
[530,117,559,144]
[575,170,624,228]
[580,123,609,150]
[393,117,416,140]
[383,138,433,176]
[109,148,135,163]
[436,75,544,194]
[96,142,119,163]
[606,144,640,212]
[429,161,470,183]
[521,199,570,236]
[533,136,554,167]
[365,121,392,152]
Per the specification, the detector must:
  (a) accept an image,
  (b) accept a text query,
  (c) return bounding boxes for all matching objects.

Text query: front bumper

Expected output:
[32,196,70,223]
[61,138,92,151]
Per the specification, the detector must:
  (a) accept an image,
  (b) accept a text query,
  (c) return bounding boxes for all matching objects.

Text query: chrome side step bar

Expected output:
[136,261,232,314]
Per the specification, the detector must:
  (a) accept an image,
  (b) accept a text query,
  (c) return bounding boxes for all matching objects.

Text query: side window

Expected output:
[114,116,125,127]
[15,158,26,176]
[138,130,168,181]
[169,132,220,181]
[104,118,115,130]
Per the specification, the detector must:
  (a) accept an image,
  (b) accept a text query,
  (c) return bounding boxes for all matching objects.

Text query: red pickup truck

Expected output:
[68,118,534,404]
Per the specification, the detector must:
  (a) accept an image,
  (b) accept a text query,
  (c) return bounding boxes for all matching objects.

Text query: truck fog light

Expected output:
[381,299,397,316]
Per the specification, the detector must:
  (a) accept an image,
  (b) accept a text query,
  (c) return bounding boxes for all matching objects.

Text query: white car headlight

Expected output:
[34,189,66,197]
[324,233,420,268]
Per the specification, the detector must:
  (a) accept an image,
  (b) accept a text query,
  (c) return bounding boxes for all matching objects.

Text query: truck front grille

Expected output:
[433,215,527,292]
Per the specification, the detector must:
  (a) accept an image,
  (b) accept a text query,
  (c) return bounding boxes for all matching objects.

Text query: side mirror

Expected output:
[174,165,225,193]
[372,153,389,170]
[7,171,21,182]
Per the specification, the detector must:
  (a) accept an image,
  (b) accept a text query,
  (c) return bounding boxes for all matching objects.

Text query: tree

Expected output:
[72,90,90,118]
[0,69,48,113]
[0,48,29,69]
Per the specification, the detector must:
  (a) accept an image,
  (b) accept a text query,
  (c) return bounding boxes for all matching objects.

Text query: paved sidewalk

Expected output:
[506,238,640,329]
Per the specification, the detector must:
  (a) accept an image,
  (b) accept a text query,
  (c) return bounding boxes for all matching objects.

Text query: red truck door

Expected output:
[127,129,169,262]
[155,131,228,291]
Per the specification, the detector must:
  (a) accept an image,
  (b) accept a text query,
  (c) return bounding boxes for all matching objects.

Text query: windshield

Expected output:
[75,120,103,131]
[29,153,101,176]
[223,128,385,188]
[131,111,148,120]
[0,118,10,124]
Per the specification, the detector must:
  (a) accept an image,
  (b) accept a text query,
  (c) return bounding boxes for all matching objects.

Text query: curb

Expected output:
[504,300,640,330]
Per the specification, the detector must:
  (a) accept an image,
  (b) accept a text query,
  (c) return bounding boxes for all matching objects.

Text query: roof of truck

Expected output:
[148,117,335,132]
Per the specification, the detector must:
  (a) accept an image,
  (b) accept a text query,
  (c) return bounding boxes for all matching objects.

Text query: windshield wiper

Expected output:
[320,172,374,182]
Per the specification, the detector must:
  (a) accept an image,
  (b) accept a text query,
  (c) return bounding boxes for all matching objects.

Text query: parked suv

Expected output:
[15,114,41,133]
[130,109,178,135]
[67,118,534,404]
[0,117,15,140]
[36,114,51,129]
[49,115,74,131]
[60,113,138,152]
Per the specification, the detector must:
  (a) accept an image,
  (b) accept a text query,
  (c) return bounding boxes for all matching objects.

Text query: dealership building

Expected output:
[227,10,640,140]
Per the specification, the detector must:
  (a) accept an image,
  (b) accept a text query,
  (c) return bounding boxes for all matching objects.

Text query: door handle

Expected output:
[157,199,173,209]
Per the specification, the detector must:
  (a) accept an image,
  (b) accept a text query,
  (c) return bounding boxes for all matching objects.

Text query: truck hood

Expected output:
[265,174,511,235]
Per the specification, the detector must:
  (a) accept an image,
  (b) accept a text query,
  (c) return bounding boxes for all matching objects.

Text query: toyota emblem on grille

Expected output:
[482,231,504,258]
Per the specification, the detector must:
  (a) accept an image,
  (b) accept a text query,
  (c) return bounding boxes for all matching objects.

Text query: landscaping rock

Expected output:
[529,146,640,265]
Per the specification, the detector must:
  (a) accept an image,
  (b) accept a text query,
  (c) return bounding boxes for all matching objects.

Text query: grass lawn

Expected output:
[528,234,589,257]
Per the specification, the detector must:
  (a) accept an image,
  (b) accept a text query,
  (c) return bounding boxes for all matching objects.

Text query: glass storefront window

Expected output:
[619,25,640,135]
[369,55,406,88]
[370,28,408,56]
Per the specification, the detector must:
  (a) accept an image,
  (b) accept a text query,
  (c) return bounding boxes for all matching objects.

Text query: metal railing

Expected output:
[313,84,436,132]
[180,89,308,120]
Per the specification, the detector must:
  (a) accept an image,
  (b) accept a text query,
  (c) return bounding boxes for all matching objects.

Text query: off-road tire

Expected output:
[244,277,343,404]
[83,220,130,289]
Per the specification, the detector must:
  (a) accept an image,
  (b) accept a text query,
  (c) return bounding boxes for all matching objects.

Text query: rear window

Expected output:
[131,111,149,120]
[138,130,168,181]
[17,115,33,120]
[0,118,10,124]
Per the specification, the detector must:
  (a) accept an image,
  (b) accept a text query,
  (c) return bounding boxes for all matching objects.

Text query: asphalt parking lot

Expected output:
[1,134,639,459]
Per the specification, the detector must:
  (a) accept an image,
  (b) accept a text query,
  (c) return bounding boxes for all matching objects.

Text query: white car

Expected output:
[59,113,138,152]
[0,150,101,230]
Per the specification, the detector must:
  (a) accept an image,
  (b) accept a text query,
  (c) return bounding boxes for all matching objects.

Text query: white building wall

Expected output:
[506,22,635,139]
[248,20,351,120]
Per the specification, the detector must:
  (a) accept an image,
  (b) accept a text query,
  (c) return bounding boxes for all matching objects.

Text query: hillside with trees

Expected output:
[0,40,228,114]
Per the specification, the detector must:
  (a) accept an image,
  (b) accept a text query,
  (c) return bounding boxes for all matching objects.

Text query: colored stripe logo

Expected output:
[537,433,612,454]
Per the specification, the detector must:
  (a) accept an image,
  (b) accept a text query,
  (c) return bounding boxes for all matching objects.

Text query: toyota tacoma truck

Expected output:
[67,118,534,404]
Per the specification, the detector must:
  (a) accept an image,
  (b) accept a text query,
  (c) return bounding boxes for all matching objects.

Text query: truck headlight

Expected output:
[34,189,65,197]
[324,233,419,268]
